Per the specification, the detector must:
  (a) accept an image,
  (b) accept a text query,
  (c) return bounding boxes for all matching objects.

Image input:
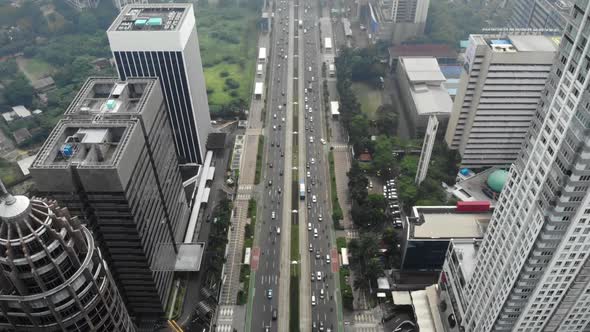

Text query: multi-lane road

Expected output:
[249,0,294,330]
[248,0,341,330]
[298,0,340,331]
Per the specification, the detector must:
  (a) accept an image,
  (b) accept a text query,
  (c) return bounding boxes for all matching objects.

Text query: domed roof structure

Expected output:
[487,169,509,193]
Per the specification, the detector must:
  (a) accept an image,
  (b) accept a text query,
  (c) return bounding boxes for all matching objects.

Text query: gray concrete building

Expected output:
[445,34,558,169]
[30,78,189,328]
[438,0,590,330]
[368,0,429,43]
[396,57,453,134]
[509,0,572,31]
[0,191,135,331]
[108,3,211,164]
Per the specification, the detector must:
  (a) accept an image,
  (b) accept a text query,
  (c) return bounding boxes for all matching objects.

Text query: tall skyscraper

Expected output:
[30,78,189,326]
[113,0,147,12]
[438,0,590,330]
[107,3,211,164]
[445,34,558,169]
[510,0,572,31]
[370,0,430,43]
[0,189,135,331]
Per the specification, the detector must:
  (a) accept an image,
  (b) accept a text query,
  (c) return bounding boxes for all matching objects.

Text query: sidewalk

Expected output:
[214,30,269,331]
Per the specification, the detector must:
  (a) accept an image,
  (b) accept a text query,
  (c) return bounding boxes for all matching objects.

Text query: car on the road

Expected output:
[268,180,272,186]
[317,271,322,280]
[311,158,315,164]
[272,309,277,320]
[307,202,311,209]
[307,171,311,178]
[315,250,321,259]
[273,113,277,119]
[320,288,325,299]
[276,227,281,235]
[265,327,270,332]
[311,295,316,306]
[314,228,318,238]
[306,162,310,169]
[273,125,277,131]
[311,273,315,281]
[278,188,281,194]
[308,222,312,231]
[269,162,273,168]
[271,211,276,219]
[267,289,273,299]
[280,151,284,157]
[320,138,326,145]
[312,179,316,185]
[310,116,313,122]
[312,195,317,203]
[309,243,313,251]
[309,136,314,143]
[307,186,311,193]
[319,321,325,331]
[318,214,323,222]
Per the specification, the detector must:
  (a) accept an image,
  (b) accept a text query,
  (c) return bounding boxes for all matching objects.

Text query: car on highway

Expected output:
[309,136,314,143]
[326,254,331,264]
[273,113,277,119]
[318,214,323,222]
[268,180,272,186]
[311,295,316,306]
[320,288,325,299]
[307,171,311,178]
[272,309,277,320]
[319,321,325,331]
[311,158,315,164]
[308,222,312,231]
[317,271,322,280]
[320,138,326,145]
[306,162,310,169]
[272,211,276,219]
[276,227,281,235]
[309,243,313,251]
[267,289,273,299]
[311,273,315,281]
[312,195,317,203]
[269,162,273,168]
[314,228,318,238]
[315,250,321,259]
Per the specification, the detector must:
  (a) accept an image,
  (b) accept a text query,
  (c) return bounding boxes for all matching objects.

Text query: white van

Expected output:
[311,295,316,306]
[276,227,281,234]
[314,228,318,238]
[326,254,331,264]
[308,222,312,231]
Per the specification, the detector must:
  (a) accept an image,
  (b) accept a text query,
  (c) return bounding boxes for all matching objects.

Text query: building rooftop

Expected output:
[110,3,190,32]
[33,78,158,169]
[400,57,453,116]
[470,34,560,53]
[389,44,457,59]
[410,206,491,239]
[402,57,446,82]
[450,240,479,281]
[450,167,504,203]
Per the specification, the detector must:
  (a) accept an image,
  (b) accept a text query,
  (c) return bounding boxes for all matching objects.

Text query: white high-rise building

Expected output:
[438,0,590,331]
[445,34,559,169]
[107,4,211,164]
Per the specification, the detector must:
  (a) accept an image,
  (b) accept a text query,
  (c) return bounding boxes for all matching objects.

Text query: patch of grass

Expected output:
[351,82,382,119]
[291,224,299,261]
[336,237,347,250]
[237,264,251,305]
[197,6,259,110]
[289,273,300,331]
[254,135,264,184]
[165,280,186,320]
[340,267,354,310]
[328,151,343,228]
[17,57,55,81]
[0,159,24,186]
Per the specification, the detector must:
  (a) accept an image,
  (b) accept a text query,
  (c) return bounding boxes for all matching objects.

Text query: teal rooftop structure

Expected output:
[486,169,509,193]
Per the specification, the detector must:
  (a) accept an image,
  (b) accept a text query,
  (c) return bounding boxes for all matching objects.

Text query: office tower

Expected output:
[113,0,148,12]
[438,0,590,330]
[510,0,572,31]
[445,34,558,169]
[64,0,99,10]
[107,3,211,164]
[369,0,429,43]
[30,78,189,326]
[0,190,135,331]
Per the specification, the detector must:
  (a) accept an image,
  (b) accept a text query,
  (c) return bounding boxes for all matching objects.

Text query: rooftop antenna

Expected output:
[0,180,16,205]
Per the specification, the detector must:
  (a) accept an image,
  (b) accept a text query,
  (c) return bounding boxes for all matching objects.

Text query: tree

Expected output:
[372,135,396,177]
[382,227,401,268]
[375,104,398,136]
[348,234,384,293]
[347,161,368,204]
[349,114,369,144]
[3,74,34,106]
